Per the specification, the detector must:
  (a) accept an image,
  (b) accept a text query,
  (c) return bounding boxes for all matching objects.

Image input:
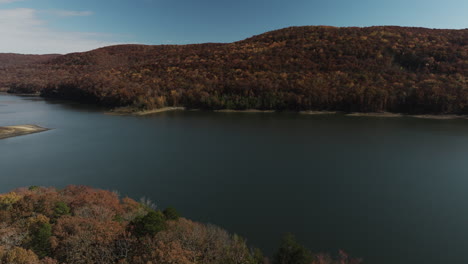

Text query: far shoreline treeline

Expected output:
[0,186,361,264]
[0,26,467,115]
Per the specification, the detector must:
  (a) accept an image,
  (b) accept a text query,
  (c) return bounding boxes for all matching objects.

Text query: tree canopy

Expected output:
[0,186,361,264]
[1,26,466,114]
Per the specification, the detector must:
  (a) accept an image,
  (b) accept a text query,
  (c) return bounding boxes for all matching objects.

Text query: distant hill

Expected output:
[0,54,60,92]
[2,26,467,114]
[0,53,59,68]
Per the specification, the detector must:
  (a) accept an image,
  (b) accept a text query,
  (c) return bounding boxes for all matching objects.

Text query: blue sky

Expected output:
[0,0,467,54]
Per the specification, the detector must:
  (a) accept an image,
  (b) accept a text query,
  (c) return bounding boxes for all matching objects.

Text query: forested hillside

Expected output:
[2,26,467,114]
[0,54,59,69]
[0,54,59,92]
[0,186,360,264]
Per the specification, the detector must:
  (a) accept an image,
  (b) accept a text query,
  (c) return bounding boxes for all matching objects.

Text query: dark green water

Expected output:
[2,94,468,264]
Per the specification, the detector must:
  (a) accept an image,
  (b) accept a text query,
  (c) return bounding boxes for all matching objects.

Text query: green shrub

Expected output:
[29,222,52,258]
[53,201,70,218]
[163,207,180,220]
[252,247,265,264]
[274,233,313,264]
[131,211,166,237]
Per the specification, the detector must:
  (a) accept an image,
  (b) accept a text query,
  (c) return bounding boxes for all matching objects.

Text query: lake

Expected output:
[2,93,468,264]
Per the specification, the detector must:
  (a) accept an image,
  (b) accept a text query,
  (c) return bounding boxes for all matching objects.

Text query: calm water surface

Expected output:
[2,94,468,264]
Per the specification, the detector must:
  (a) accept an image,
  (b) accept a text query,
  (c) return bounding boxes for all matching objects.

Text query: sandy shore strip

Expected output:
[346,112,403,118]
[0,125,49,139]
[214,109,275,113]
[109,107,276,115]
[411,114,468,120]
[299,110,338,115]
[133,107,186,116]
[346,112,468,119]
[106,107,186,116]
[0,91,41,96]
[105,105,468,120]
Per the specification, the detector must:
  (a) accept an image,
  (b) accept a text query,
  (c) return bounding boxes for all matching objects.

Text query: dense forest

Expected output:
[0,186,361,264]
[0,54,59,69]
[1,26,467,114]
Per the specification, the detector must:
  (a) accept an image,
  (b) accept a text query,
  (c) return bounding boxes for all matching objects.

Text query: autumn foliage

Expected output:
[1,26,466,114]
[0,186,258,264]
[0,186,360,264]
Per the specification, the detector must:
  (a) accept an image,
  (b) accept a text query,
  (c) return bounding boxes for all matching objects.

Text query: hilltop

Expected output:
[1,26,467,114]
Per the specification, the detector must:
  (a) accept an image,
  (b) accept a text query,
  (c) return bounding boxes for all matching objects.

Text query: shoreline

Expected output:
[0,91,41,97]
[107,106,468,120]
[106,107,186,116]
[299,110,339,115]
[214,109,276,113]
[0,125,49,139]
[2,93,467,120]
[411,114,468,120]
[345,112,468,120]
[346,112,403,118]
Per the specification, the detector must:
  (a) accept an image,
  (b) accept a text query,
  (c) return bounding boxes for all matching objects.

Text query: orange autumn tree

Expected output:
[0,186,263,264]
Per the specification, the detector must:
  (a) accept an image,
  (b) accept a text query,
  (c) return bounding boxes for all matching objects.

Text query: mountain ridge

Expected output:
[1,25,467,114]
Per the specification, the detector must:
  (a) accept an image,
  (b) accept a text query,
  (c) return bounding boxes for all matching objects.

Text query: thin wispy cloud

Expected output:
[0,8,120,54]
[0,0,23,3]
[47,9,94,17]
